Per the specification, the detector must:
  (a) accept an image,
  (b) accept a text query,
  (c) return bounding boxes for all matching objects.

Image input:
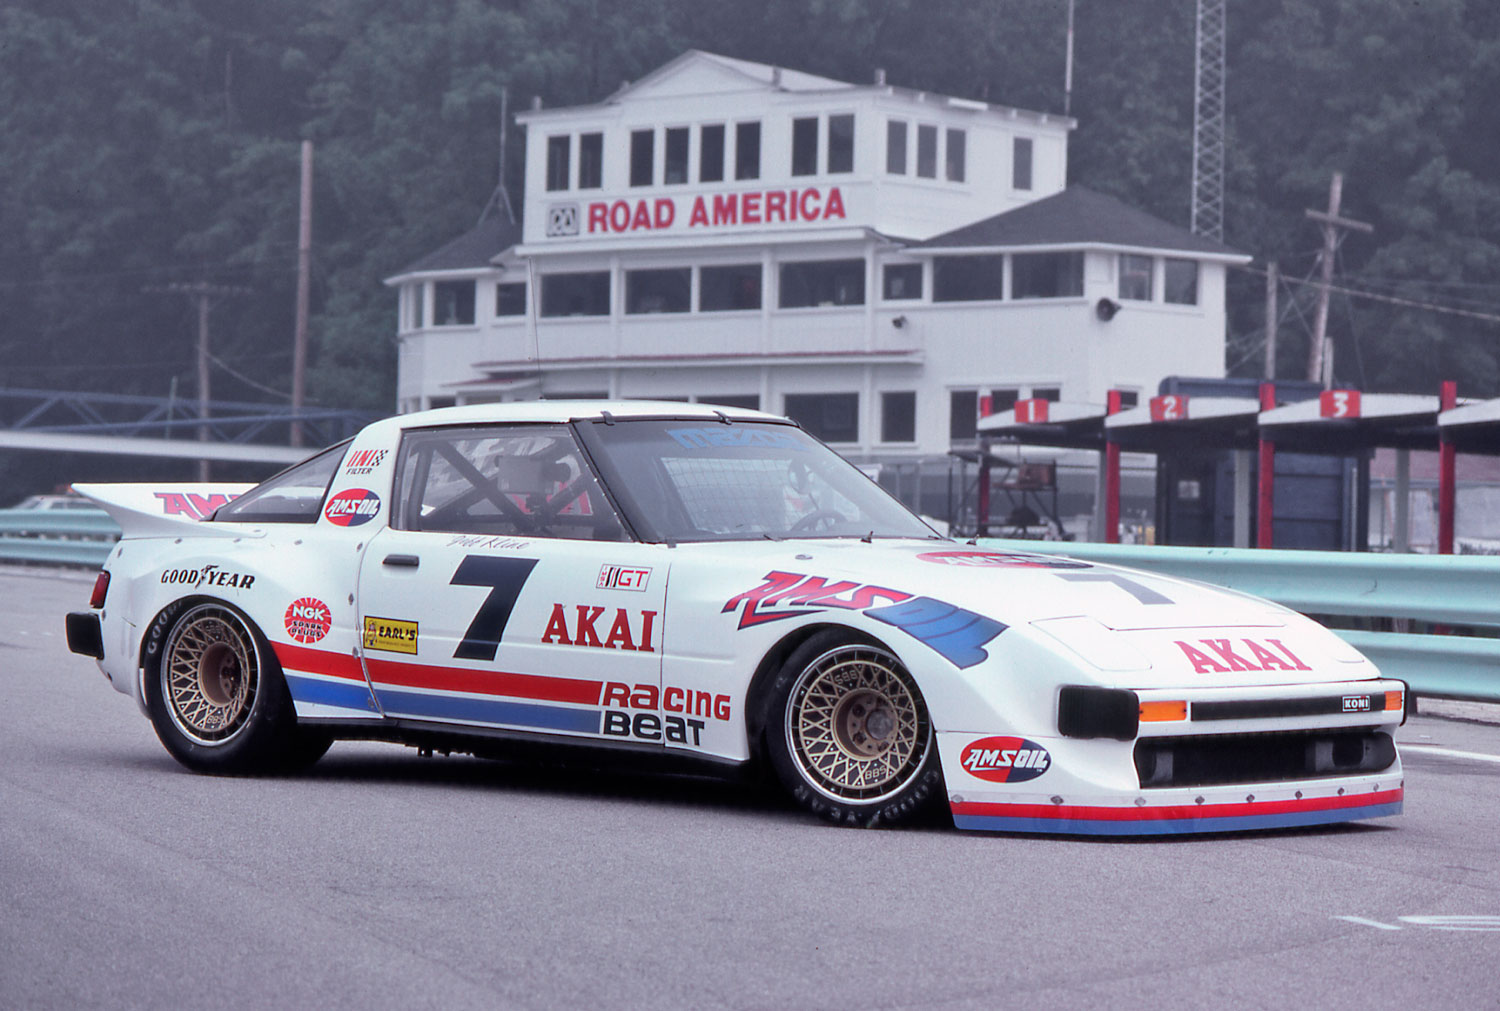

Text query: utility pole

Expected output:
[1063,0,1075,117]
[146,281,251,480]
[1305,173,1373,387]
[1264,260,1278,379]
[292,139,313,447]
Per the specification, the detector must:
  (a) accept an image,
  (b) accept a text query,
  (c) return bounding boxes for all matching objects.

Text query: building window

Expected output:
[664,127,689,184]
[625,268,691,314]
[1115,390,1140,409]
[700,124,725,183]
[1119,254,1153,301]
[828,114,854,173]
[1012,251,1083,299]
[1032,386,1061,402]
[779,259,865,308]
[946,128,966,182]
[1013,136,1033,190]
[933,255,1003,302]
[792,117,819,176]
[433,280,476,325]
[540,272,610,317]
[700,264,762,311]
[886,120,907,174]
[881,391,916,443]
[630,129,654,187]
[579,133,603,189]
[495,282,527,317]
[950,390,978,440]
[785,393,858,443]
[917,124,937,178]
[882,263,923,300]
[736,121,761,180]
[701,394,759,410]
[987,389,1020,415]
[407,283,424,329]
[546,135,570,191]
[1164,258,1199,305]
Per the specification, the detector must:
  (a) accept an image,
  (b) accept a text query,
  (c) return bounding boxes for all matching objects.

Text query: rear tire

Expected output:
[764,630,943,827]
[144,602,326,774]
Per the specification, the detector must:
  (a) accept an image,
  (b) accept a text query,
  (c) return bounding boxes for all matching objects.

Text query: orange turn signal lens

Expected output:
[1384,690,1403,713]
[1139,700,1188,722]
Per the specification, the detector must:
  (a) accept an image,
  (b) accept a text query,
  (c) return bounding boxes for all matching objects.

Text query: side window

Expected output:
[394,425,625,541]
[215,442,350,524]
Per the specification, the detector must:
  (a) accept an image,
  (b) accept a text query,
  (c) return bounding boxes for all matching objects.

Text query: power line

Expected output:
[1235,263,1500,325]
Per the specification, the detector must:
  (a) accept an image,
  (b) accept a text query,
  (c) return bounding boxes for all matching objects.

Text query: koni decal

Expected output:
[960,737,1051,783]
[723,571,1006,668]
[284,598,332,644]
[1175,638,1313,674]
[542,605,657,652]
[323,488,381,527]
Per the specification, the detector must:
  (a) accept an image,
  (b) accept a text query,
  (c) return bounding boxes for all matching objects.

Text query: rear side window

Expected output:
[393,425,625,541]
[215,442,349,523]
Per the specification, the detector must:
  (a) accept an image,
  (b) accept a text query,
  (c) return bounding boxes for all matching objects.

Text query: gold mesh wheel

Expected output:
[161,604,260,746]
[785,643,930,804]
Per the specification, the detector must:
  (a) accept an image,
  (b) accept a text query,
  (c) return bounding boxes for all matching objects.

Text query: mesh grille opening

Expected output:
[1135,730,1396,789]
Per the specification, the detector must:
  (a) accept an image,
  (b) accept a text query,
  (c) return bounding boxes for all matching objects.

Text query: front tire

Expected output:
[765,631,943,827]
[144,602,327,774]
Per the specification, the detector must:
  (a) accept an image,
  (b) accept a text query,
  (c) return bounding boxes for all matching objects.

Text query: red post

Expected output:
[1104,389,1122,543]
[1438,380,1457,555]
[1257,382,1276,549]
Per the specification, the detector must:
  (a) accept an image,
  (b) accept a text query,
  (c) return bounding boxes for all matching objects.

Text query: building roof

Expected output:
[609,50,853,101]
[389,212,521,279]
[917,186,1246,258]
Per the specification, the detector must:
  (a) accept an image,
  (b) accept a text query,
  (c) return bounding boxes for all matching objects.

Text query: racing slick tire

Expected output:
[143,601,330,775]
[765,630,943,827]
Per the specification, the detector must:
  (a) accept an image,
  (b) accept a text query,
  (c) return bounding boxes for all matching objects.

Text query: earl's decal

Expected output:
[363,616,418,655]
[542,605,657,652]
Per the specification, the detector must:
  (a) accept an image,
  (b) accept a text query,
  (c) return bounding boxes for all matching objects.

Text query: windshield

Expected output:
[580,419,937,542]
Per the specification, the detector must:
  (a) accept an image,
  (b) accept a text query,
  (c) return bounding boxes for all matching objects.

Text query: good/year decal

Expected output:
[723,571,1005,669]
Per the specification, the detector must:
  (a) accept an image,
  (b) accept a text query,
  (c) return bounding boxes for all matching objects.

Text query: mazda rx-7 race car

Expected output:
[66,401,1405,835]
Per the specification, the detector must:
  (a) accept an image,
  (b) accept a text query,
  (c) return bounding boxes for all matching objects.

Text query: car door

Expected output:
[355,422,671,745]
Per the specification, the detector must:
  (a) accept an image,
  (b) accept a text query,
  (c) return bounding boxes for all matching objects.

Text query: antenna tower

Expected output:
[1191,0,1226,241]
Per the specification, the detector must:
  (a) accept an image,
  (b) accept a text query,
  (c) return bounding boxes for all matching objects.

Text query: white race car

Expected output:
[66,402,1404,835]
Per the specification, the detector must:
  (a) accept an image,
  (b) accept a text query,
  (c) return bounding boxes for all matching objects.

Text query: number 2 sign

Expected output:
[1150,395,1188,422]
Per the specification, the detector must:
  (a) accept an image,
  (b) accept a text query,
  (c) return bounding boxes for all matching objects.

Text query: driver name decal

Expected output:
[324,488,381,527]
[723,571,1005,669]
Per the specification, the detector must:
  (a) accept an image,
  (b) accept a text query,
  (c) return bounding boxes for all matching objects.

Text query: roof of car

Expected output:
[373,400,785,435]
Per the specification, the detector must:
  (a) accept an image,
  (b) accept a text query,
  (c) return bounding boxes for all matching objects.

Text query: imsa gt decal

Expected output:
[723,571,1005,669]
[960,737,1051,783]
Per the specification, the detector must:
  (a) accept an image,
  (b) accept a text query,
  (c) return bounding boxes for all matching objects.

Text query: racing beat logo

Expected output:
[284,597,332,644]
[324,488,381,527]
[960,736,1051,783]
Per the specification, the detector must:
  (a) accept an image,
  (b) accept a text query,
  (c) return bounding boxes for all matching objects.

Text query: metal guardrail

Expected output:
[0,510,118,567]
[980,538,1500,703]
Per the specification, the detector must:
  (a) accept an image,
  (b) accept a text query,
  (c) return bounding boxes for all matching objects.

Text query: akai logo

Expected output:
[324,488,380,527]
[960,736,1051,783]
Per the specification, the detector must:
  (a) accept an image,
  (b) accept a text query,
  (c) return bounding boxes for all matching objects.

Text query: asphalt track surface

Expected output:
[3,565,1497,1010]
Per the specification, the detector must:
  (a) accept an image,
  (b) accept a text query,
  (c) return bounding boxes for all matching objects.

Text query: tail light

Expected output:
[89,571,110,609]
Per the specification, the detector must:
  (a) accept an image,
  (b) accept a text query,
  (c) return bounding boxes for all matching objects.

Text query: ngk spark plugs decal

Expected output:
[284,598,332,644]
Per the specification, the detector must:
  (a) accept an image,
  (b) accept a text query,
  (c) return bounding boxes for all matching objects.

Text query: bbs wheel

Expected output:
[765,630,942,827]
[144,602,326,774]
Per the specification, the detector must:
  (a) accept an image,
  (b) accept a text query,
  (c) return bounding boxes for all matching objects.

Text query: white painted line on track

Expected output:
[1400,744,1500,764]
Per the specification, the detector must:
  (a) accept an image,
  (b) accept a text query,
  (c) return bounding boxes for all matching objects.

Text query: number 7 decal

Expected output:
[451,555,539,661]
[1056,572,1173,605]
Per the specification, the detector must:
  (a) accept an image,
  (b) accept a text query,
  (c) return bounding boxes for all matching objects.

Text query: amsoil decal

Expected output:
[155,492,235,520]
[324,488,381,527]
[343,448,389,475]
[723,571,1006,668]
[1175,638,1313,674]
[917,550,1091,570]
[542,605,657,653]
[160,565,255,589]
[581,186,846,235]
[598,681,731,746]
[960,737,1051,783]
[284,598,332,644]
[363,616,418,655]
[597,564,651,591]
